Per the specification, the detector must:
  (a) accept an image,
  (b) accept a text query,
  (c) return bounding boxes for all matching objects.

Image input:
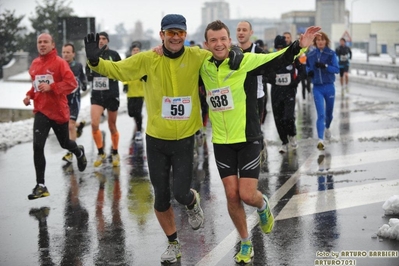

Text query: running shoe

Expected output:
[62,152,73,163]
[186,189,204,230]
[112,153,120,167]
[94,153,106,167]
[279,144,288,154]
[258,194,274,234]
[28,185,50,200]
[135,131,143,142]
[195,130,204,147]
[77,145,87,172]
[288,135,298,149]
[160,240,181,264]
[76,120,86,138]
[325,128,331,140]
[317,140,325,151]
[234,240,254,264]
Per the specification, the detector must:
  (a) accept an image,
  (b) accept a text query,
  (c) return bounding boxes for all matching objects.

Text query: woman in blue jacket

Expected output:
[306,32,339,150]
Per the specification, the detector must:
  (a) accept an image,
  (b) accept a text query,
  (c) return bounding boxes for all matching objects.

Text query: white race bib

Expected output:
[275,73,291,86]
[162,96,192,120]
[206,86,234,112]
[33,74,54,92]
[93,77,109,90]
[340,54,349,62]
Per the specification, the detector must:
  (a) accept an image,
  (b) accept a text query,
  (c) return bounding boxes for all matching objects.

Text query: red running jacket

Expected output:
[26,49,77,124]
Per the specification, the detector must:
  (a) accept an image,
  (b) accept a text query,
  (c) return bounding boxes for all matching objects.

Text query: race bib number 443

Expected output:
[206,86,234,112]
[162,96,192,120]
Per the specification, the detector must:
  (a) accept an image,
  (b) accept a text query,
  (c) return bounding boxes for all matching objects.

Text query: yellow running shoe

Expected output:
[94,153,106,167]
[112,153,120,167]
[62,152,73,163]
[258,194,275,234]
[234,240,254,264]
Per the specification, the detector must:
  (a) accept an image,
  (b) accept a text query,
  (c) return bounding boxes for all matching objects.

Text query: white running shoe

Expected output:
[160,240,181,263]
[288,135,298,149]
[279,144,288,154]
[325,128,331,140]
[135,131,143,142]
[186,189,204,230]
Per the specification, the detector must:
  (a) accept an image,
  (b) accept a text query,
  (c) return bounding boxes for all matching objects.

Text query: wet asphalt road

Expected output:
[1,81,399,266]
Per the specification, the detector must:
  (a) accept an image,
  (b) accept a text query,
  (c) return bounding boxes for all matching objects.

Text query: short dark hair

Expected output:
[63,43,75,52]
[131,41,142,49]
[204,20,230,41]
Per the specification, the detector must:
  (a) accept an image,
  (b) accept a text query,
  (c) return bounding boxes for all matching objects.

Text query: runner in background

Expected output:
[86,32,122,167]
[335,37,352,90]
[123,41,145,141]
[61,43,88,163]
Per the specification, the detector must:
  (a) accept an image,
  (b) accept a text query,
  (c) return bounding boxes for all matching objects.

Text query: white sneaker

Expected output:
[135,131,143,142]
[325,128,331,140]
[195,130,204,147]
[279,144,288,154]
[160,240,181,263]
[288,135,298,149]
[186,189,204,230]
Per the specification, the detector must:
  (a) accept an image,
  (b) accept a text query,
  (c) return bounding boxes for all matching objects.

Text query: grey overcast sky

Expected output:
[1,0,398,38]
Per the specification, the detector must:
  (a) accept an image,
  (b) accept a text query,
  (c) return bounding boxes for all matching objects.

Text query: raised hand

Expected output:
[228,45,244,70]
[299,26,321,48]
[84,33,107,66]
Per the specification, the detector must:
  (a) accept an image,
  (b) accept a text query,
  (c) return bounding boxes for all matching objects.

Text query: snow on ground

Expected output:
[377,195,399,240]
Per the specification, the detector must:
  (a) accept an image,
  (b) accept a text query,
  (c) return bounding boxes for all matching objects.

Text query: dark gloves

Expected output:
[123,84,128,93]
[315,62,327,69]
[81,83,87,91]
[84,33,107,66]
[307,70,314,78]
[228,45,244,70]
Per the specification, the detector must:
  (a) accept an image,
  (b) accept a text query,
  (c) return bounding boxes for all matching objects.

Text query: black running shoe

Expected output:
[76,120,86,138]
[28,185,50,200]
[77,145,87,172]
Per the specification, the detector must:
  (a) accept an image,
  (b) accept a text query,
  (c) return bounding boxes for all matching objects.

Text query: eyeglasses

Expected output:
[163,30,187,38]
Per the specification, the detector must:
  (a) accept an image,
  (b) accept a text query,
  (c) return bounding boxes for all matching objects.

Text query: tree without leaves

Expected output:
[0,10,26,79]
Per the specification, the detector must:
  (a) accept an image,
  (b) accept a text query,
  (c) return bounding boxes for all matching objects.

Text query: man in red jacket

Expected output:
[23,33,87,200]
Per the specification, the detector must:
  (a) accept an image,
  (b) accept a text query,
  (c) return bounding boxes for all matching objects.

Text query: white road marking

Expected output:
[196,147,399,266]
[276,179,399,221]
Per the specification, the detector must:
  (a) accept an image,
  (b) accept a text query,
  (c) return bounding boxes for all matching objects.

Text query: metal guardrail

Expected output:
[351,61,399,78]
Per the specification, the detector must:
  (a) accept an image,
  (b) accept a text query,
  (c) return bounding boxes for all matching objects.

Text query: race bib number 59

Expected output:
[162,96,192,120]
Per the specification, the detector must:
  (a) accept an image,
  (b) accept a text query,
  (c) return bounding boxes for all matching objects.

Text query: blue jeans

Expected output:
[312,84,335,140]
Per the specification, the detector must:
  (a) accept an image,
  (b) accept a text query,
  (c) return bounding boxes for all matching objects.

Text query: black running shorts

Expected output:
[213,141,261,179]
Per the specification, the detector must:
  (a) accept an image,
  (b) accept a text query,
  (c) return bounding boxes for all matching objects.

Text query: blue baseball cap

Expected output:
[161,14,187,31]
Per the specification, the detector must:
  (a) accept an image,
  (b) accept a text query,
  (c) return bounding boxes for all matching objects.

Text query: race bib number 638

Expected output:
[206,86,234,112]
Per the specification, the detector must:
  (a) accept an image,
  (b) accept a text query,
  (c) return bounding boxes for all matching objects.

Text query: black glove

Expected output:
[123,84,128,93]
[84,33,107,66]
[81,83,87,91]
[307,70,314,78]
[315,62,327,69]
[228,45,244,70]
